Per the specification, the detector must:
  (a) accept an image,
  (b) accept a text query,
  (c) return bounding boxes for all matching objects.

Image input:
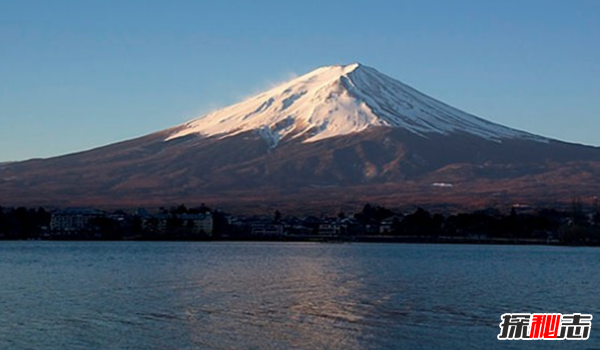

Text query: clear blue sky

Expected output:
[1,0,599,161]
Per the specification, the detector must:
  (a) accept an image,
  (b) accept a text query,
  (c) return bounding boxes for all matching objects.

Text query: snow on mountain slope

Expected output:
[167,63,548,146]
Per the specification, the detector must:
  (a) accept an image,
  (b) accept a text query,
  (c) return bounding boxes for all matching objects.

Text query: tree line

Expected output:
[1,202,600,245]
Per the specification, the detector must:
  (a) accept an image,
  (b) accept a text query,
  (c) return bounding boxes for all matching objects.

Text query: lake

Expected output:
[0,242,597,349]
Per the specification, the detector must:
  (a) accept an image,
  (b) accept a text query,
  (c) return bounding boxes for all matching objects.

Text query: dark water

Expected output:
[0,242,598,350]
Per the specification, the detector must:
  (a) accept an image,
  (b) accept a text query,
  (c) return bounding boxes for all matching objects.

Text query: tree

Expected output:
[172,204,188,215]
[273,210,282,223]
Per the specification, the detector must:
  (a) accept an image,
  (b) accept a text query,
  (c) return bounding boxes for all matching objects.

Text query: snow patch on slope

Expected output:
[166,63,548,145]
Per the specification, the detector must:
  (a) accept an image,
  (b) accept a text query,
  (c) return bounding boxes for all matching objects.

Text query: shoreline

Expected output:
[3,235,597,247]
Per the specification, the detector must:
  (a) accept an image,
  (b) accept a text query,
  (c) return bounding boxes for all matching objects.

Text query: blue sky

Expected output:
[1,0,599,161]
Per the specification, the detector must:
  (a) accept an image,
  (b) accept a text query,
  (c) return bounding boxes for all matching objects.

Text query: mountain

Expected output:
[167,63,546,145]
[1,63,599,212]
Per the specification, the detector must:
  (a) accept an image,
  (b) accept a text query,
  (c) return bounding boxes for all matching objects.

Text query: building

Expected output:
[180,213,213,235]
[318,223,341,235]
[380,215,403,234]
[141,212,213,236]
[250,223,285,237]
[50,208,104,233]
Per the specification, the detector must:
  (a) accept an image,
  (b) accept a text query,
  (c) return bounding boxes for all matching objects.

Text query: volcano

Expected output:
[1,63,599,212]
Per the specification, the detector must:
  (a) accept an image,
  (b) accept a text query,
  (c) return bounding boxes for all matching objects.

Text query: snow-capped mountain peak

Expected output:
[166,63,547,146]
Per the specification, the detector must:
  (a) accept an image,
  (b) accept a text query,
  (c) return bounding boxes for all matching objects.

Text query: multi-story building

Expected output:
[50,208,104,233]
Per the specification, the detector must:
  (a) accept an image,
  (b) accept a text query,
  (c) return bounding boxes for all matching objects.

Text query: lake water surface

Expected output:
[0,242,598,349]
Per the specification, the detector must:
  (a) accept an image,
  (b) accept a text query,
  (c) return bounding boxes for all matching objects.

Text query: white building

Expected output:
[50,208,104,233]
